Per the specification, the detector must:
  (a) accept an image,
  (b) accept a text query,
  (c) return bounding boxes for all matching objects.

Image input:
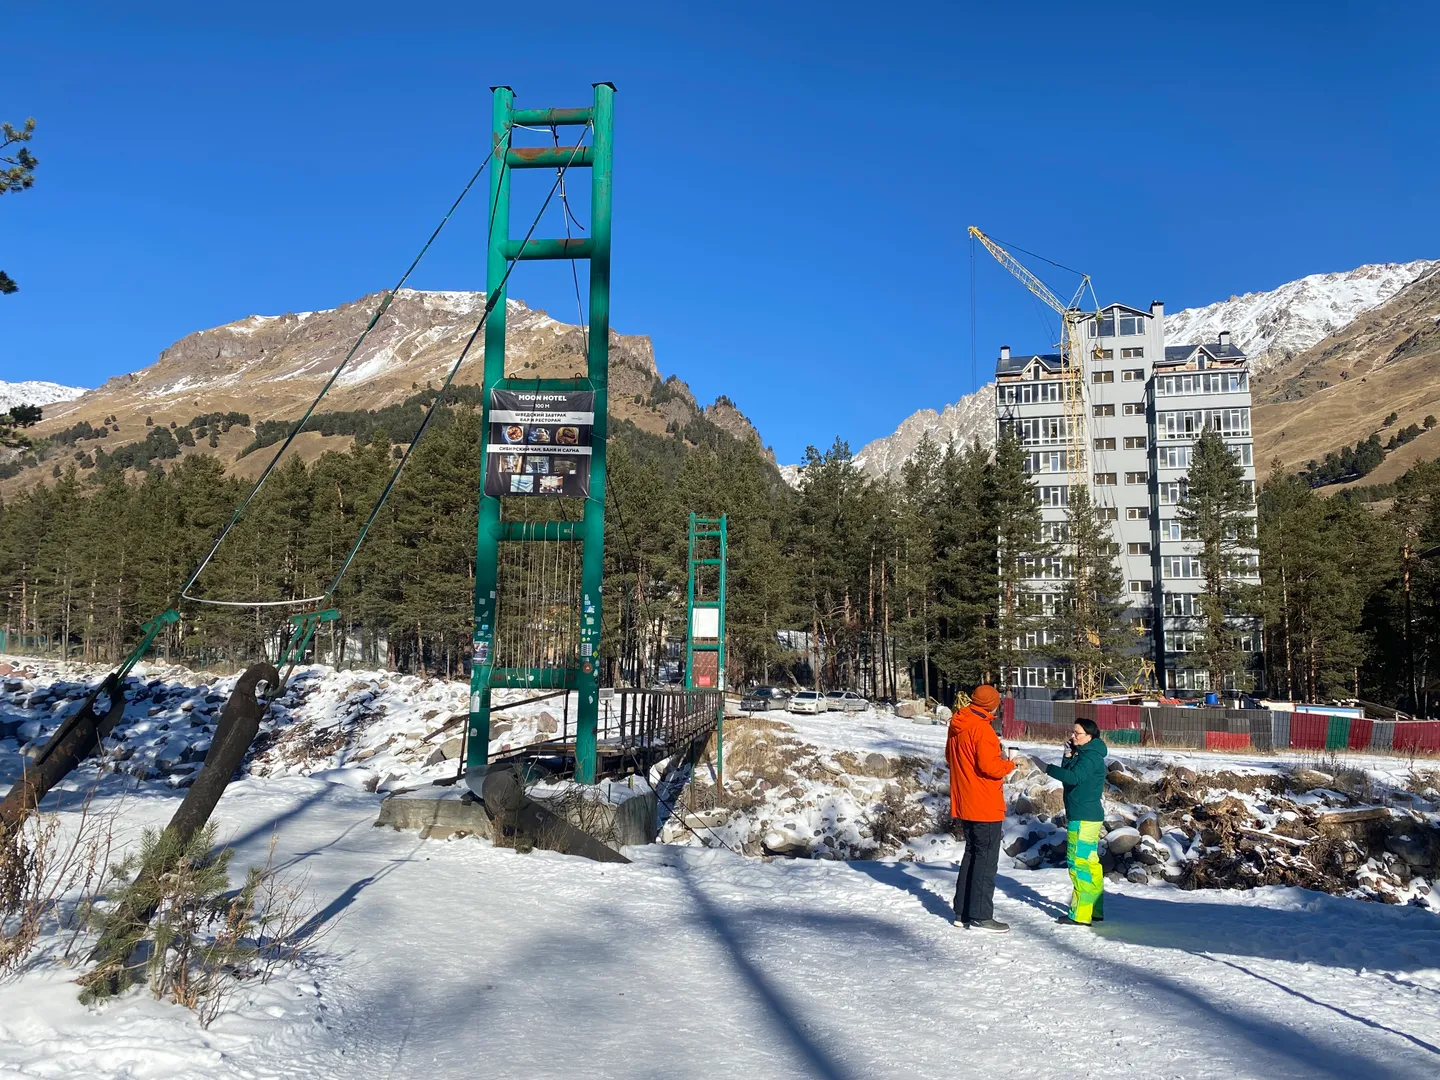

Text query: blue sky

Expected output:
[3,2,1436,462]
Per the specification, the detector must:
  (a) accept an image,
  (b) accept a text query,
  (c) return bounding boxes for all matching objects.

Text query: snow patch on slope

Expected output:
[0,380,87,413]
[1163,260,1438,373]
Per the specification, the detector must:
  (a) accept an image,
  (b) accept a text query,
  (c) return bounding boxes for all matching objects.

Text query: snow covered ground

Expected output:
[3,659,1440,1078]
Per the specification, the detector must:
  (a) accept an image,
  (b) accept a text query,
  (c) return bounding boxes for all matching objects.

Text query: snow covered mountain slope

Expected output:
[1162,260,1437,374]
[828,260,1437,480]
[0,380,86,413]
[851,383,995,478]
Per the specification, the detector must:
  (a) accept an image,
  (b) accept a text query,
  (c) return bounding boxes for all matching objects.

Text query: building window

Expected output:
[1161,519,1195,541]
[1159,481,1184,505]
[1133,615,1153,632]
[1102,542,1121,556]
[1124,436,1147,450]
[1119,315,1145,336]
[1093,404,1115,417]
[1090,317,1116,338]
[1123,402,1146,416]
[1024,451,1069,474]
[1095,348,1114,361]
[1000,415,1072,446]
[1158,445,1191,470]
[1155,371,1248,397]
[1097,506,1119,521]
[1164,592,1198,616]
[1121,347,1145,359]
[1129,542,1151,555]
[1092,370,1114,384]
[1157,407,1251,440]
[998,382,1065,405]
[1094,472,1117,485]
[1125,471,1147,485]
[1038,486,1069,507]
[1127,506,1149,520]
[1129,580,1149,593]
[1094,437,1116,450]
[1122,369,1145,382]
[1163,555,1202,578]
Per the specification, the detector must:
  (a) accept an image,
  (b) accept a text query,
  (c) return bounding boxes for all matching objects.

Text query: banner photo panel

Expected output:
[691,607,721,641]
[485,389,594,498]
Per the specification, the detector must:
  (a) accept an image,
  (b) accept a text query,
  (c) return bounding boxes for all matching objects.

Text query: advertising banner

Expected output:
[484,389,594,499]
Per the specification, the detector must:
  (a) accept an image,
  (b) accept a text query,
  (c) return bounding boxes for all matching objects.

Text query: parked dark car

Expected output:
[741,686,791,712]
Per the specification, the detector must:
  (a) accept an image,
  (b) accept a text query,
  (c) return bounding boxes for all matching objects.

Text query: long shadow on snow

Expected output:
[1074,884,1440,974]
[845,859,958,922]
[997,875,1437,1079]
[674,860,897,1080]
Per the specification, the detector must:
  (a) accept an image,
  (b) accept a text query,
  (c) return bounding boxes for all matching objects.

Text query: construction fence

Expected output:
[1001,698,1440,756]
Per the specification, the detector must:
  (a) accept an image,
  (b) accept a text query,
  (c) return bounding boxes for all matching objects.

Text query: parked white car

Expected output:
[825,690,869,712]
[787,690,828,715]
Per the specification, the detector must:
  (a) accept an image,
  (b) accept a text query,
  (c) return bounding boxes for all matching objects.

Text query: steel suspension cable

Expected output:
[179,139,503,603]
[314,127,595,607]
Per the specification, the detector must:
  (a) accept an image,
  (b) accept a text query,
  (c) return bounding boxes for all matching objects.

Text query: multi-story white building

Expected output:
[995,300,1260,696]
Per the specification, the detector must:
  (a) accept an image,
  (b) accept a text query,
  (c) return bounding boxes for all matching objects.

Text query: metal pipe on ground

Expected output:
[0,673,123,830]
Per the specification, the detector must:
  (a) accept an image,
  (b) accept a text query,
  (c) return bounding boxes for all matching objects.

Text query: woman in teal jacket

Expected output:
[1046,718,1108,926]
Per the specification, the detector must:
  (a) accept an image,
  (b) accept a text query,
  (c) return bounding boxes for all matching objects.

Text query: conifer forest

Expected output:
[2,397,1440,714]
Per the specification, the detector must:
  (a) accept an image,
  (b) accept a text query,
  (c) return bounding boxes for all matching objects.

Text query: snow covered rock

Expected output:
[1104,827,1142,856]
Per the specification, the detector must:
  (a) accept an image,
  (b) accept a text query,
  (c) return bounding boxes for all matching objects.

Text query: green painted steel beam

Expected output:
[573,81,615,784]
[511,106,593,126]
[490,667,579,690]
[468,85,515,772]
[501,237,595,261]
[489,521,582,542]
[506,145,595,169]
[495,377,592,392]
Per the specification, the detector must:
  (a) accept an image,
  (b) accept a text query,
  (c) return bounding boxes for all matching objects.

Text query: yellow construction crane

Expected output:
[968,226,1094,493]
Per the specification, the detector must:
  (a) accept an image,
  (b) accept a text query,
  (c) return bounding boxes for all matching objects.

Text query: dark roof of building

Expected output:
[1161,342,1248,364]
[996,351,1063,376]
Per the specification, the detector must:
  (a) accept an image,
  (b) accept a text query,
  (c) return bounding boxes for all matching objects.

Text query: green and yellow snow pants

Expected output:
[1067,820,1104,924]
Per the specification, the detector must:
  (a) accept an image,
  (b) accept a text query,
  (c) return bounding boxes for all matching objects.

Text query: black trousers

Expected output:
[953,819,1003,923]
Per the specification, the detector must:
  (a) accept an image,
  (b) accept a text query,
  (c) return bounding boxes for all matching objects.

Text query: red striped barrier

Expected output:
[1002,719,1024,740]
[1393,721,1440,753]
[1347,717,1374,751]
[1205,731,1252,752]
[1289,712,1329,750]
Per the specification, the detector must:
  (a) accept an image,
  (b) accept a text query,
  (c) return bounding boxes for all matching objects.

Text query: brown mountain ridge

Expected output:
[5,289,770,495]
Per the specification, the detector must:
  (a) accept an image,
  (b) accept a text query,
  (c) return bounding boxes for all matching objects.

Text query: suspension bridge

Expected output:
[1,83,725,857]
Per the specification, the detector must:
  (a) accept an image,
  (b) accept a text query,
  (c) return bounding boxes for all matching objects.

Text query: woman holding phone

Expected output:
[1046,718,1109,926]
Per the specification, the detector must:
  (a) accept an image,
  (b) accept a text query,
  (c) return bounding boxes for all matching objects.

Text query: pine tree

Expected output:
[1,118,38,294]
[1051,486,1129,697]
[1179,427,1257,690]
[989,432,1054,687]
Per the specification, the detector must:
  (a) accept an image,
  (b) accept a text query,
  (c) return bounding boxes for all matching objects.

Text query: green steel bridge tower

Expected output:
[467,83,614,784]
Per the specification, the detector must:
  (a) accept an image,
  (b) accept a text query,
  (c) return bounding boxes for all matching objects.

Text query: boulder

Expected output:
[1386,832,1435,870]
[1025,781,1065,819]
[1126,866,1151,884]
[1134,838,1168,867]
[1104,826,1143,855]
[895,700,922,719]
[1138,813,1161,841]
[535,711,559,734]
[1005,830,1042,857]
[862,752,891,778]
[426,737,464,766]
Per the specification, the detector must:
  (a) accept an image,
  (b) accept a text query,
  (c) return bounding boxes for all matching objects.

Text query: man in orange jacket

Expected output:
[947,684,1015,932]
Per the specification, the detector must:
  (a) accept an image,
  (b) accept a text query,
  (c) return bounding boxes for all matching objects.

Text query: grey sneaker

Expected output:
[952,917,968,927]
[970,919,1010,934]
